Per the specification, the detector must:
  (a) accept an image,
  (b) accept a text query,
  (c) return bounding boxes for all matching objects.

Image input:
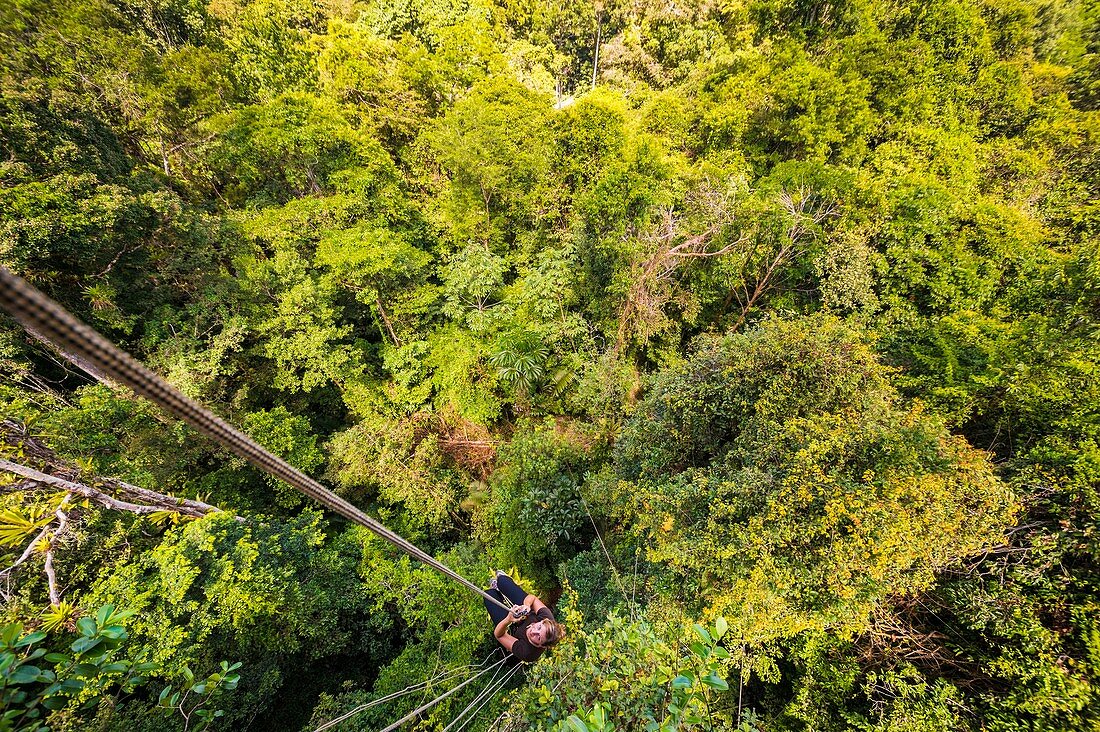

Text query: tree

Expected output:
[614,316,1016,640]
[429,75,554,244]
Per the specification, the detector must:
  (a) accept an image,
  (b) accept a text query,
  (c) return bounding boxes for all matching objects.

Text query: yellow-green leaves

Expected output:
[0,505,53,548]
[618,315,1017,641]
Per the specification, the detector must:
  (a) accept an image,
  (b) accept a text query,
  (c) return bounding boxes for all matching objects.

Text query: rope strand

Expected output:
[311,655,497,732]
[0,267,508,611]
[445,663,522,732]
[378,657,510,732]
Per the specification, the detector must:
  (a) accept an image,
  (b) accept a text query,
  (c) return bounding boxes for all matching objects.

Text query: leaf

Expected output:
[14,631,46,648]
[567,716,590,732]
[76,618,96,638]
[95,605,114,626]
[692,624,711,645]
[10,664,45,683]
[2,623,23,646]
[0,507,51,548]
[73,663,100,678]
[70,636,101,655]
[671,674,694,689]
[701,674,729,691]
[714,617,728,639]
[58,678,84,693]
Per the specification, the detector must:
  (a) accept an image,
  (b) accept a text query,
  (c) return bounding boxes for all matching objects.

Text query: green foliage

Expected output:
[0,605,157,732]
[481,420,592,584]
[86,512,367,727]
[240,407,325,508]
[2,0,1100,728]
[155,660,242,732]
[327,408,465,532]
[512,602,737,731]
[615,316,1017,639]
[429,75,553,243]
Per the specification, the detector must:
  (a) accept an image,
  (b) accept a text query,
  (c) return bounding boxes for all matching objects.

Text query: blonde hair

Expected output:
[540,618,562,647]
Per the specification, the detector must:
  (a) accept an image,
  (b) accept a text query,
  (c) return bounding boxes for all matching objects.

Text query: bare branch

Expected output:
[615,181,746,350]
[1,420,234,518]
[22,323,117,387]
[45,503,70,606]
[0,459,217,518]
[112,479,222,515]
[44,549,60,605]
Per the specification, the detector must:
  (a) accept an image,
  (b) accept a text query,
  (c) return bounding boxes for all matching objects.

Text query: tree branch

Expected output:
[0,459,226,519]
[44,503,70,606]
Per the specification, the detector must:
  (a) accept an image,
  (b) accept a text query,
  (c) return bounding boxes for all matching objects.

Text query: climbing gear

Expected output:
[377,656,511,732]
[441,662,523,732]
[311,652,508,732]
[0,267,510,612]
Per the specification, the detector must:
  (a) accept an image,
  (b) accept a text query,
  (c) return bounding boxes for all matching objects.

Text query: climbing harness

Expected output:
[0,266,509,611]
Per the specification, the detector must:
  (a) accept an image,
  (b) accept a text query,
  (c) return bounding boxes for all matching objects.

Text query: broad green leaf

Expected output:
[14,631,46,648]
[671,674,694,689]
[702,674,729,691]
[714,617,728,639]
[567,716,589,732]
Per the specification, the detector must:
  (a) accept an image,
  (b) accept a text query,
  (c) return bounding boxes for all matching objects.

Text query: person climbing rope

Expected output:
[485,571,561,663]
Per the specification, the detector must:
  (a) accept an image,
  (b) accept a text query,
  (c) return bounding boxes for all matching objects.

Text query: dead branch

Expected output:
[728,186,839,333]
[43,548,59,605]
[111,479,222,516]
[616,186,747,351]
[46,502,70,607]
[22,324,118,388]
[0,459,205,516]
[1,419,232,518]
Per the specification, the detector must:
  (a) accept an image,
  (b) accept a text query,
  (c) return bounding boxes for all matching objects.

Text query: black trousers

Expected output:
[484,573,529,625]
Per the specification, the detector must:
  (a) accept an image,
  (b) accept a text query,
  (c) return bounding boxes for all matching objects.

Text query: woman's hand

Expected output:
[510,604,530,620]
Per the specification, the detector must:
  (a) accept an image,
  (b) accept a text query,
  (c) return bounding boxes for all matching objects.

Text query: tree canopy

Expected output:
[1,0,1098,729]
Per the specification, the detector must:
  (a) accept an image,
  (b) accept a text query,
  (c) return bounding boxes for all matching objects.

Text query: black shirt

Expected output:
[508,607,555,663]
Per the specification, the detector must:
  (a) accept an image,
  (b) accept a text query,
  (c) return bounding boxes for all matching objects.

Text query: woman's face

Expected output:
[526,620,549,647]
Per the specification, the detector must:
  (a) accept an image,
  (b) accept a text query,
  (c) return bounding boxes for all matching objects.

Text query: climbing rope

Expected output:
[378,656,511,732]
[311,654,499,732]
[442,663,522,732]
[0,267,508,611]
